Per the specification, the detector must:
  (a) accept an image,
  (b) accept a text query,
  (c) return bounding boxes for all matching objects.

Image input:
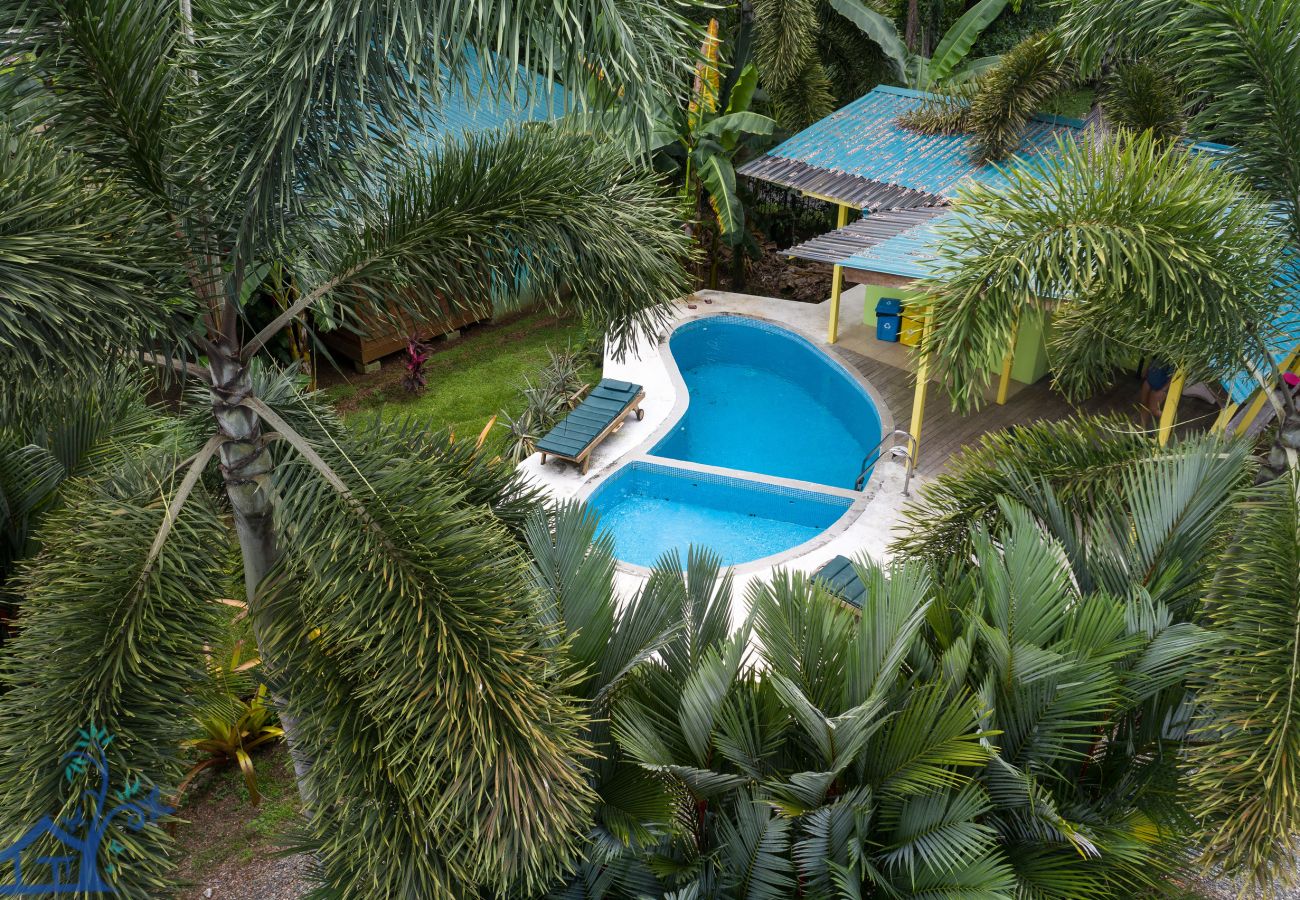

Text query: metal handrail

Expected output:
[854,429,915,495]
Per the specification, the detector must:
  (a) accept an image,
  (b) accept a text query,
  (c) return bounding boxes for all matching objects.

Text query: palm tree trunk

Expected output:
[208,343,315,809]
[905,0,920,53]
[1264,395,1300,480]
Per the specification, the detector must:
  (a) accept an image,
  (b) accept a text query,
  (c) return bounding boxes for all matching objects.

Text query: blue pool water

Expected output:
[651,317,883,489]
[587,462,853,568]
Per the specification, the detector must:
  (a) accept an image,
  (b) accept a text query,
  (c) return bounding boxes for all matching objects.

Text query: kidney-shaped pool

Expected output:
[585,315,886,570]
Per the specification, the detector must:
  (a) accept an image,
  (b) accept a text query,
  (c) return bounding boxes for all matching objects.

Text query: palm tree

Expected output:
[917,133,1293,467]
[894,415,1300,893]
[0,0,696,894]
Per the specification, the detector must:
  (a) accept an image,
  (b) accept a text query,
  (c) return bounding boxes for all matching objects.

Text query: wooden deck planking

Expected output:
[833,347,1217,478]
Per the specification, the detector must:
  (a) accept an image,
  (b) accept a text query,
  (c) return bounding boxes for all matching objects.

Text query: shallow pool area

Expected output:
[586,461,853,568]
[651,317,883,489]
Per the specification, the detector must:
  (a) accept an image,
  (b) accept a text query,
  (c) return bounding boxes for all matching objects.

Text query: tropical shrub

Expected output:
[178,684,284,808]
[401,334,432,394]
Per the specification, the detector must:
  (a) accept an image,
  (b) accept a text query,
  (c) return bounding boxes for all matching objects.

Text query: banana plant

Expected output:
[829,0,1015,89]
[653,61,776,247]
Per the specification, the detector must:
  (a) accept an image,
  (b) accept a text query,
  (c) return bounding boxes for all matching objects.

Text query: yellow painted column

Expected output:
[1157,369,1186,446]
[909,310,933,465]
[827,203,851,344]
[1212,403,1239,434]
[995,318,1020,405]
[1235,349,1300,435]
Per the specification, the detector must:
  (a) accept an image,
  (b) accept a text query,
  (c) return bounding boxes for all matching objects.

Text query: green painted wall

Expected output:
[860,284,1052,385]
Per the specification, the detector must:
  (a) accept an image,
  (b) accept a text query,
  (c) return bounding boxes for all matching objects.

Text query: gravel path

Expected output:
[186,853,311,900]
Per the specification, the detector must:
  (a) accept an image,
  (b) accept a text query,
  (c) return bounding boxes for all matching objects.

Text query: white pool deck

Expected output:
[518,287,922,619]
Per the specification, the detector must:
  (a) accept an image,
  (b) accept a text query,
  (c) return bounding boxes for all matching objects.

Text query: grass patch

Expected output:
[1045,87,1095,121]
[321,311,600,447]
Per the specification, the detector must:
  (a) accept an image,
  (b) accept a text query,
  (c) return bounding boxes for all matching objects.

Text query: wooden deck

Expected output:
[833,346,1220,478]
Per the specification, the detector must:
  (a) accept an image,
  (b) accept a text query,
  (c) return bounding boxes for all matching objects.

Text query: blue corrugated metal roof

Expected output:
[1224,258,1300,404]
[416,49,570,145]
[839,212,952,278]
[758,85,1084,201]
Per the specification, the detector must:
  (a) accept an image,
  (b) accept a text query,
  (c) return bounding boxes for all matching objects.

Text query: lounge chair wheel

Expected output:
[635,408,644,421]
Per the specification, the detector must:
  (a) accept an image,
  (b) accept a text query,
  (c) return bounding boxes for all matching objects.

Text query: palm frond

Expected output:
[301,126,690,361]
[966,29,1075,162]
[261,425,598,896]
[891,414,1155,562]
[918,132,1285,412]
[1101,59,1186,143]
[0,456,228,898]
[1,0,180,202]
[1189,472,1300,892]
[188,0,699,267]
[0,125,193,398]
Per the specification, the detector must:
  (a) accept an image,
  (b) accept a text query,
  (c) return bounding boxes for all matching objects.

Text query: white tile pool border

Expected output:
[517,293,923,610]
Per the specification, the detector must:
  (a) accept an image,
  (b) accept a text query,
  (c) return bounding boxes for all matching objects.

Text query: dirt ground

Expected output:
[173,743,310,900]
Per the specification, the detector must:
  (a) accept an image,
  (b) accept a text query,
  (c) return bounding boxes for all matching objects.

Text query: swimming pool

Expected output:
[585,461,854,568]
[651,316,883,489]
[580,315,884,571]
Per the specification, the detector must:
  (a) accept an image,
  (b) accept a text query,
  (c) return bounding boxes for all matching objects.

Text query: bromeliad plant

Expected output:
[178,685,284,809]
[0,0,697,896]
[500,347,593,463]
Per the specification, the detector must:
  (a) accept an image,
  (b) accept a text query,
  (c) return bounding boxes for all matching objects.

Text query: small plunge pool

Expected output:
[586,461,854,568]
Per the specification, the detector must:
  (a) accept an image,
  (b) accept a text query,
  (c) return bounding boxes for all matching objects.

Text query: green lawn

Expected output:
[322,311,600,445]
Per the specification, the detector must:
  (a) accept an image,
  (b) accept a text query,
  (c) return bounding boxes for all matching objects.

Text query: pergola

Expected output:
[739,85,1300,464]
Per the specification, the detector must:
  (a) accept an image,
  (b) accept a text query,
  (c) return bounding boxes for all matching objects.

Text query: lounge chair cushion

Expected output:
[537,378,644,459]
[814,555,867,610]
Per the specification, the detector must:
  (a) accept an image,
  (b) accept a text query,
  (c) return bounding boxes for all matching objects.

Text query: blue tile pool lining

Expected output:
[580,313,891,573]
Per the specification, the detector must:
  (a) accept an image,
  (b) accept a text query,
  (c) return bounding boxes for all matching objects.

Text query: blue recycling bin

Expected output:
[875,298,902,342]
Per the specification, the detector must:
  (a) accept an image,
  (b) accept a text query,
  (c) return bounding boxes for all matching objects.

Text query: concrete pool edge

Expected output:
[573,310,894,579]
[517,292,923,611]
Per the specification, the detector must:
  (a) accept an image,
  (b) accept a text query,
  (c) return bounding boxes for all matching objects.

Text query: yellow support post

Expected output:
[1234,348,1300,436]
[995,318,1020,405]
[1157,369,1185,446]
[909,310,933,465]
[827,203,851,344]
[1212,402,1239,434]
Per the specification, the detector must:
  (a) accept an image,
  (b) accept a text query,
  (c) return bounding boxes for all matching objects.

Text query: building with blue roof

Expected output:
[740,84,1300,455]
[324,50,570,371]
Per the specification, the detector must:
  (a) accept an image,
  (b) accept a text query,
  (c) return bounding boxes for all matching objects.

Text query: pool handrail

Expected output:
[853,429,914,495]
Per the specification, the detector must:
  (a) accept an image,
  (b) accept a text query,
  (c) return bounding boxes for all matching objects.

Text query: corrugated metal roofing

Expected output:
[417,49,569,145]
[839,212,953,279]
[739,85,1084,207]
[784,207,948,265]
[1224,258,1300,405]
[739,155,942,211]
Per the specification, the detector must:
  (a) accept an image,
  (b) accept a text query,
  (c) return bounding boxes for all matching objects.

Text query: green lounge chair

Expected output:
[537,378,645,474]
[813,555,866,610]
